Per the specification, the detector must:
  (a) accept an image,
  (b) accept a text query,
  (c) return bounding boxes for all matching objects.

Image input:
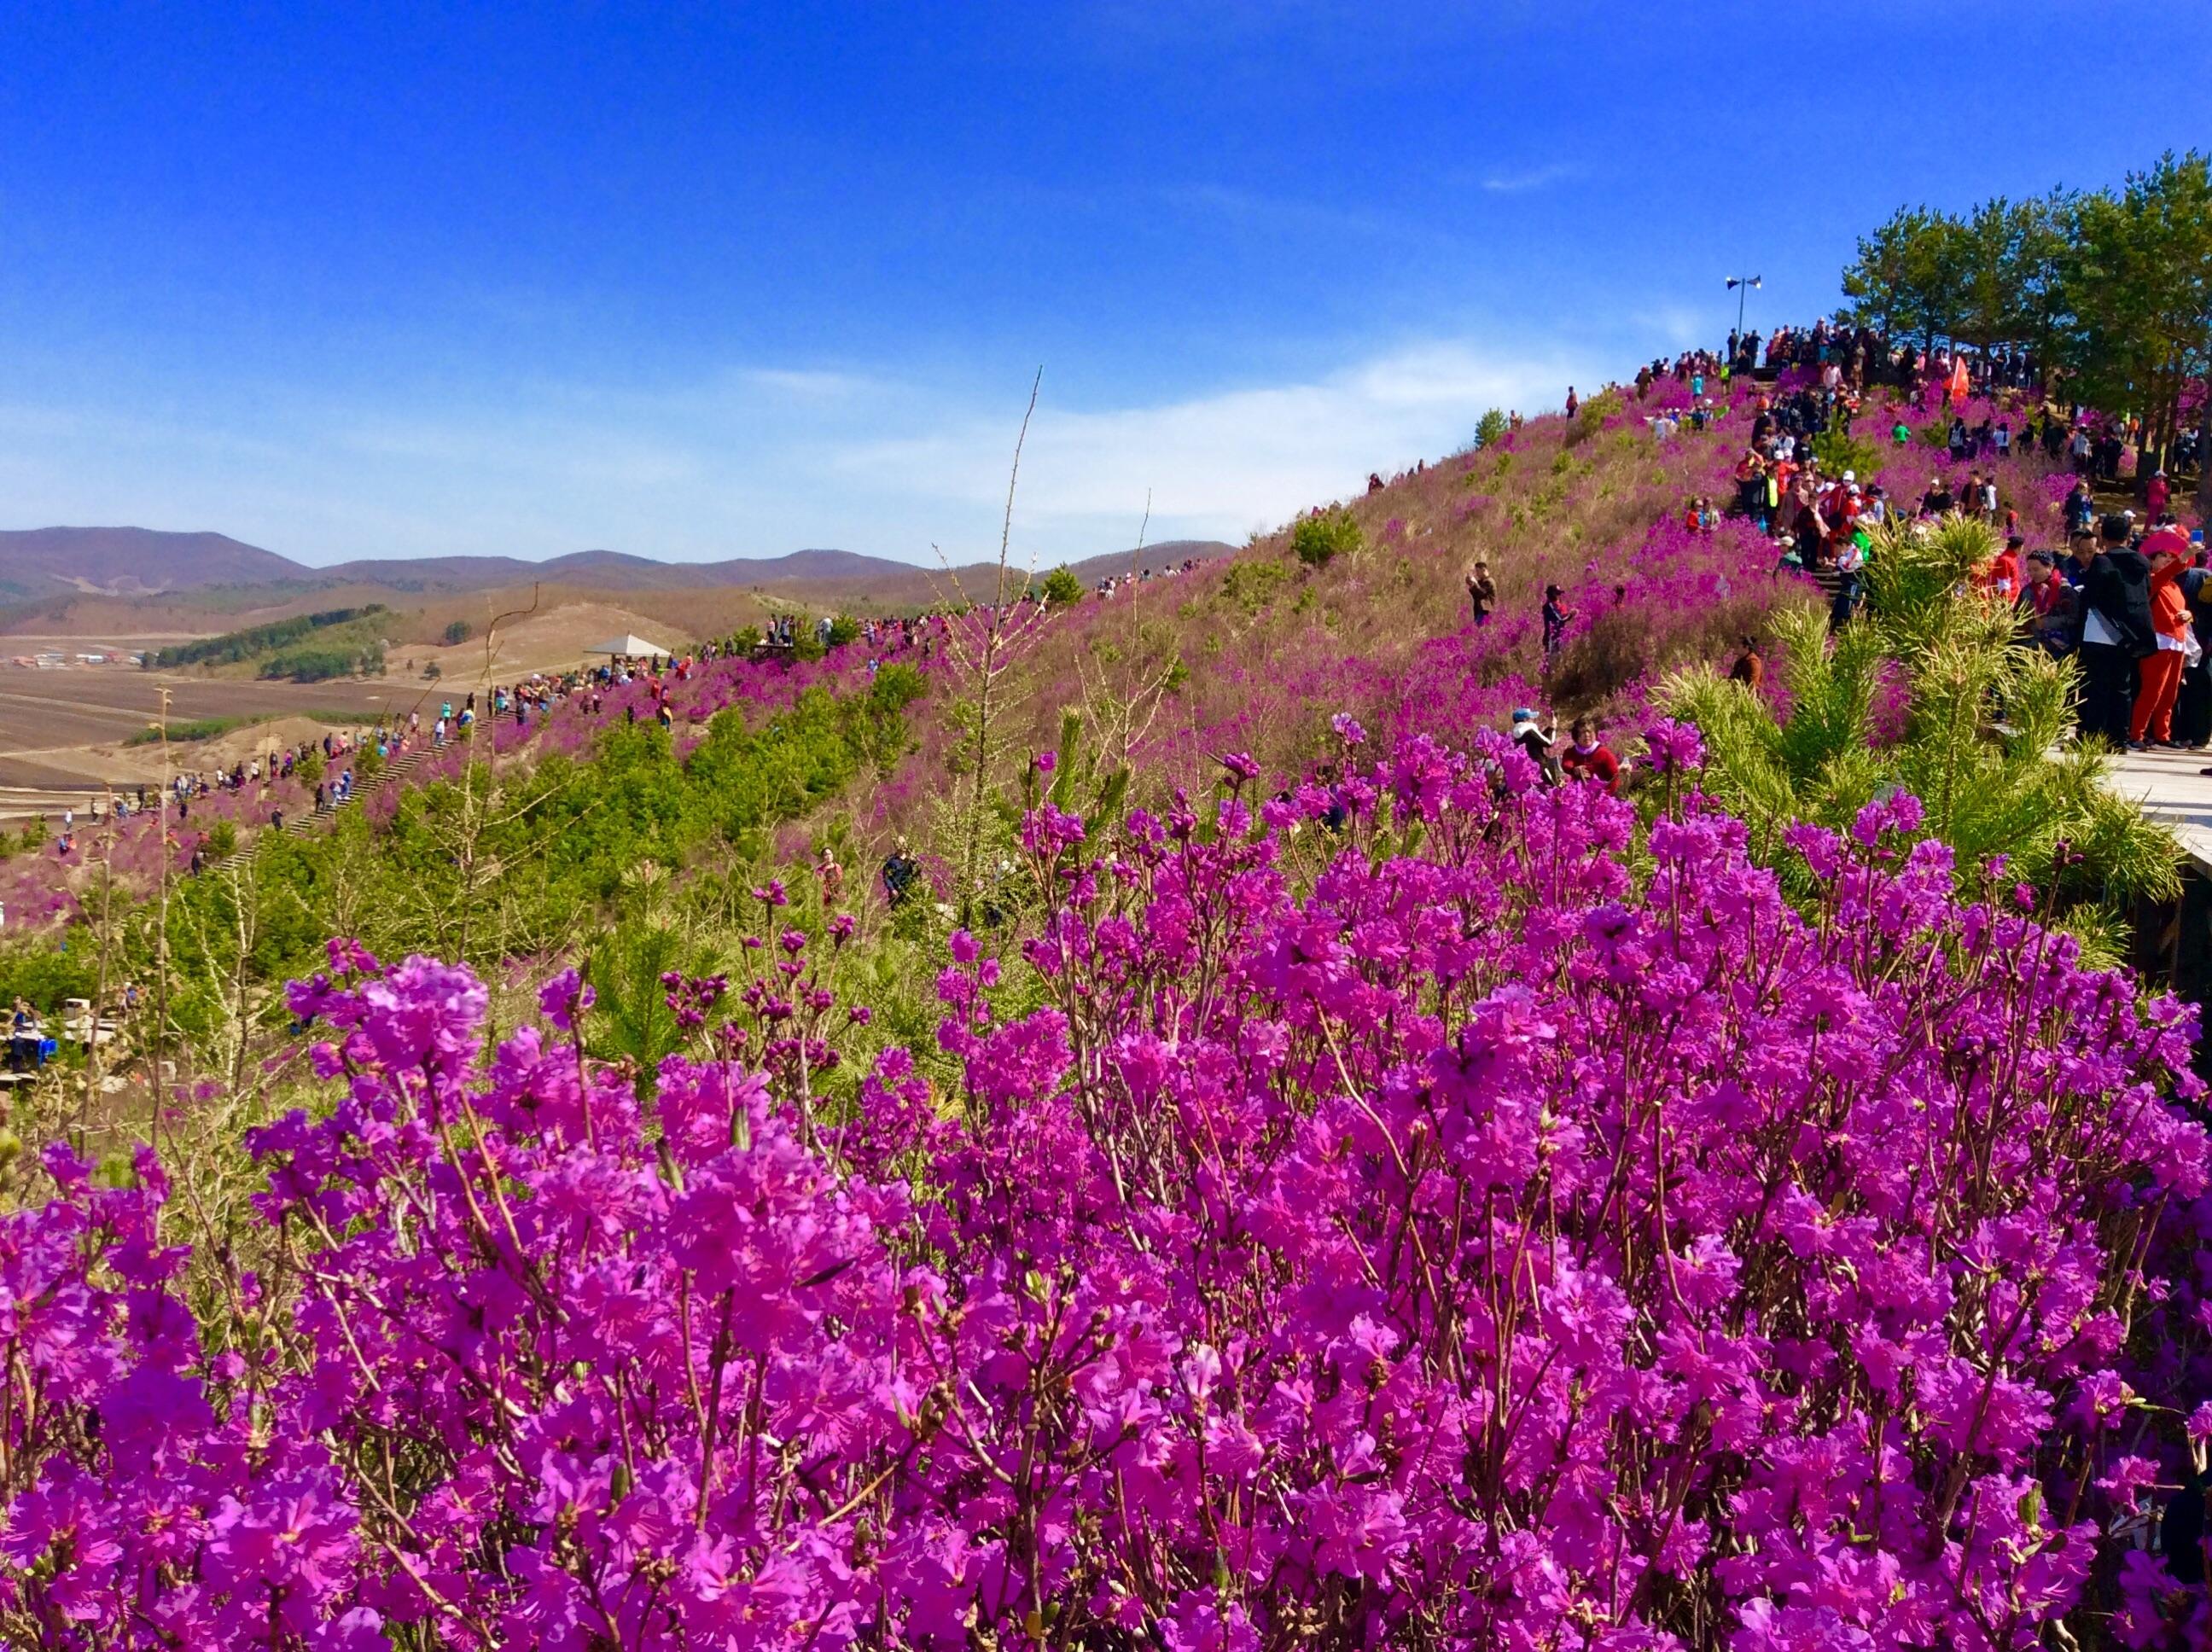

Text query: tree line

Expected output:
[146,603,388,670]
[1839,151,2211,483]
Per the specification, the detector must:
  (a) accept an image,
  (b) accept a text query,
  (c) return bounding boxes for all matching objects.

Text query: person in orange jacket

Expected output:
[2131,527,2194,747]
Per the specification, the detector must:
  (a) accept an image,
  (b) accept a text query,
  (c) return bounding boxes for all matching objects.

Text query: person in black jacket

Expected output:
[2071,515,2155,747]
[881,840,921,907]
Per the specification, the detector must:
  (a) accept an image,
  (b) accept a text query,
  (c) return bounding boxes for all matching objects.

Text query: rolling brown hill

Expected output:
[313,547,918,592]
[0,528,1236,619]
[0,527,303,599]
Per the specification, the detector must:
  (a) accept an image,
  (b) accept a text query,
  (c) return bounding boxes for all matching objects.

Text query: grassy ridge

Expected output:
[148,603,387,672]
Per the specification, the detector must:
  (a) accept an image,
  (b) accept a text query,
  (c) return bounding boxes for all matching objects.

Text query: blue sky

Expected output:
[3,3,2209,568]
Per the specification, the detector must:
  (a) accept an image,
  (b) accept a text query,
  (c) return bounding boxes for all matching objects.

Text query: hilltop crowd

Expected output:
[1683,331,2212,757]
[1469,322,2208,783]
[1093,555,1207,599]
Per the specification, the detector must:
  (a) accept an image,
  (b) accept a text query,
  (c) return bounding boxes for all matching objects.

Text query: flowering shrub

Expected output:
[1292,506,1364,567]
[3,730,2209,1649]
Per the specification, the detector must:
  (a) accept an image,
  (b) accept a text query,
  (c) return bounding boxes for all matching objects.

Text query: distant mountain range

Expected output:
[0,527,1234,603]
[0,528,303,598]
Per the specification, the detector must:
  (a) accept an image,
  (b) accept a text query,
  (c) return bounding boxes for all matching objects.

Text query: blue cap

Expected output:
[1511,707,1537,721]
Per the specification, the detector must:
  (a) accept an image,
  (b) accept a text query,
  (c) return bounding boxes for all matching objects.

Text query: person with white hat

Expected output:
[1510,707,1560,784]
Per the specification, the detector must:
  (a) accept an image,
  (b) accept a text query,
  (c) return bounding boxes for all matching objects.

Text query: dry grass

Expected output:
[855,393,1802,842]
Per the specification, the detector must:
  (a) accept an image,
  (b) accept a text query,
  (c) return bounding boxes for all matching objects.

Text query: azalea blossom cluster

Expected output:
[3,727,2209,1649]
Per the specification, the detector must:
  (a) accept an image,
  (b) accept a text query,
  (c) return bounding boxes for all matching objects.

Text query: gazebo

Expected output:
[583,633,676,660]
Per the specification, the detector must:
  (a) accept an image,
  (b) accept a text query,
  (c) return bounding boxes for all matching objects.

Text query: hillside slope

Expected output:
[862,380,1825,842]
[0,527,302,597]
[5,366,2087,926]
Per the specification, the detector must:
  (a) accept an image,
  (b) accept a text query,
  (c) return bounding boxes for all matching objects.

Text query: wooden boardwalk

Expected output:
[2108,746,2212,871]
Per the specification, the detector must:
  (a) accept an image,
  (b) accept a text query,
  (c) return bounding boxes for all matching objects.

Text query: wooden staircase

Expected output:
[206,743,440,874]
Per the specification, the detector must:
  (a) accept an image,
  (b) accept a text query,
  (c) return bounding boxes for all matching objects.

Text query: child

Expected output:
[1509,708,1561,783]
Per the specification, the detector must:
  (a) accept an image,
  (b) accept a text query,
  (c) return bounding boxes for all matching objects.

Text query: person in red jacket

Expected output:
[1977,532,2025,601]
[1560,718,1622,794]
[2131,528,2193,746]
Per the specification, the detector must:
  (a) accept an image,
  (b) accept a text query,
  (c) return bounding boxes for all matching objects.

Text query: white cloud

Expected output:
[737,366,878,402]
[0,330,1608,567]
[1481,161,1580,194]
[1629,304,1711,351]
[835,338,1592,552]
[332,416,701,489]
[1155,182,1400,241]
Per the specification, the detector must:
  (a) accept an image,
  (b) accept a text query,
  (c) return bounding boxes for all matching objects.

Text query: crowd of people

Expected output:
[1093,556,1208,600]
[1472,325,2208,798]
[2033,510,2212,753]
[31,725,386,859]
[759,613,936,654]
[1729,337,2208,754]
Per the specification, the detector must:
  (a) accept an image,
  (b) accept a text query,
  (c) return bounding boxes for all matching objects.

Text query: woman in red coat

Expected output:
[2131,530,2193,746]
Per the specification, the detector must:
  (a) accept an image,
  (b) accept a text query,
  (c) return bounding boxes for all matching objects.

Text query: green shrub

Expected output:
[259,643,383,682]
[125,717,247,747]
[0,943,97,1012]
[1220,560,1290,614]
[1040,566,1085,607]
[1473,408,1509,450]
[826,615,862,649]
[1563,390,1623,447]
[869,662,927,713]
[1291,508,1362,568]
[1813,428,1882,478]
[442,620,473,645]
[583,922,690,1087]
[204,820,238,858]
[55,665,928,1067]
